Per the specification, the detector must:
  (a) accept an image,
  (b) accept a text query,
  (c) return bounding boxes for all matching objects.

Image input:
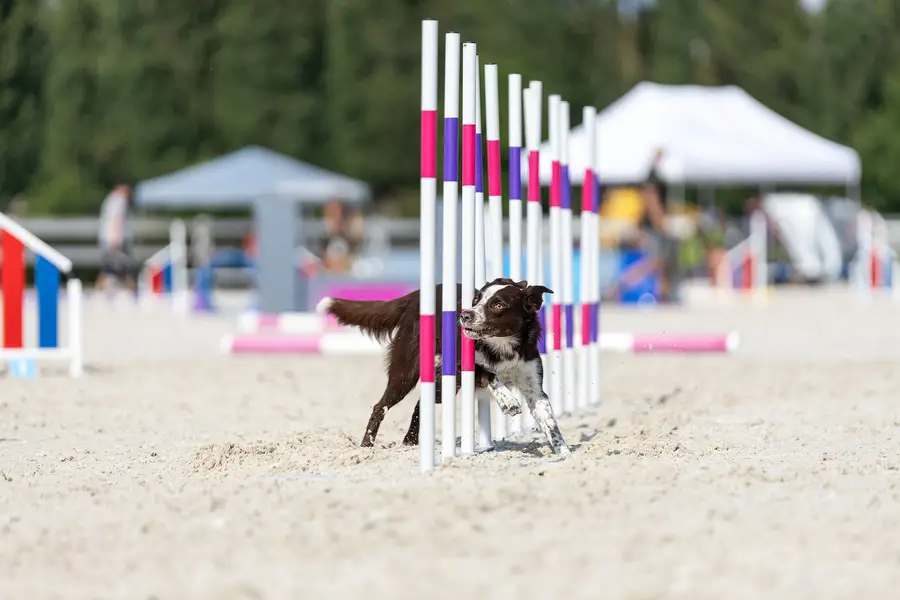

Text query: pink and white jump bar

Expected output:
[221,331,740,355]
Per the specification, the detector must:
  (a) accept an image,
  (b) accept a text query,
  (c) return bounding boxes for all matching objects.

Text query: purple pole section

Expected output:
[591,171,600,344]
[442,116,459,376]
[476,134,484,194]
[562,165,575,350]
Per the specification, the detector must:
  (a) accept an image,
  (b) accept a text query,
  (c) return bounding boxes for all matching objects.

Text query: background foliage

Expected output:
[1,0,898,215]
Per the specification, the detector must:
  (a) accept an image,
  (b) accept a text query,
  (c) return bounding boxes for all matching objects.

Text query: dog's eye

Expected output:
[473,294,482,305]
[492,302,505,311]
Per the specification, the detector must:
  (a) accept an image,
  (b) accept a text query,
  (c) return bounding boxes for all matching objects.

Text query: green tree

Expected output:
[212,0,327,165]
[32,0,105,214]
[324,0,424,197]
[0,0,48,207]
[854,69,900,211]
[93,0,225,182]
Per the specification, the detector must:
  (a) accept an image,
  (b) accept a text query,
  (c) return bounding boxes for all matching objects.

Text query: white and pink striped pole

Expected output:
[484,62,508,441]
[578,106,597,411]
[440,31,461,463]
[559,100,576,414]
[419,19,439,472]
[524,81,548,405]
[548,93,564,416]
[460,42,477,456]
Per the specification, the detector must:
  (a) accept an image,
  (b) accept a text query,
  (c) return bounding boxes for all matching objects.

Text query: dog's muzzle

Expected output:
[459,309,486,338]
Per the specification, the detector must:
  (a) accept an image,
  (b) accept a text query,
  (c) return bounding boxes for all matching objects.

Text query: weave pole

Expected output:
[548,93,564,416]
[419,19,439,471]
[507,74,527,435]
[559,101,576,414]
[524,81,548,407]
[474,53,493,449]
[484,61,511,441]
[440,31,461,463]
[578,106,597,410]
[460,42,478,456]
[589,117,602,404]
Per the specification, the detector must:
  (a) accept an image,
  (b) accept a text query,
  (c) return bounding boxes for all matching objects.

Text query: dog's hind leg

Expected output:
[362,375,417,447]
[402,370,448,446]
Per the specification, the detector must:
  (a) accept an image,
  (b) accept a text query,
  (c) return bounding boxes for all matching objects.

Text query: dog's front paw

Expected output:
[498,398,522,417]
[488,380,522,416]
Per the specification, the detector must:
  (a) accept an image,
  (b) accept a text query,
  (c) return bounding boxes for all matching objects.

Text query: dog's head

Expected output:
[459,278,552,340]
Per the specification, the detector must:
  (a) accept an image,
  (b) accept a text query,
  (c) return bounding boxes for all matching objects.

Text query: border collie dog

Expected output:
[317,278,571,456]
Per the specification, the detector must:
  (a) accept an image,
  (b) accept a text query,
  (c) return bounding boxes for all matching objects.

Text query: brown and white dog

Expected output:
[317,278,571,456]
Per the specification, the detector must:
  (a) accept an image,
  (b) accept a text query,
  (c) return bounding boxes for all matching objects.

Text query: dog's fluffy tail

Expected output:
[316,294,412,344]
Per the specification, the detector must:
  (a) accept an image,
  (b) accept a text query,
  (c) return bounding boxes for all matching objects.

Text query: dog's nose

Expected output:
[459,310,473,326]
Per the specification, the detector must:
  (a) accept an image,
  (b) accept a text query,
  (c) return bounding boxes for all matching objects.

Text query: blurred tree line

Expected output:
[1,0,899,215]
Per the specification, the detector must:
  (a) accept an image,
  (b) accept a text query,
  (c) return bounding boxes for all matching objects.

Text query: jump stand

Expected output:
[854,208,900,304]
[0,213,83,378]
[138,219,189,315]
[716,210,768,304]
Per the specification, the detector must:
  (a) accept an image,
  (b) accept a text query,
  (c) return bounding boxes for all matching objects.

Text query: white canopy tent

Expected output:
[522,82,861,187]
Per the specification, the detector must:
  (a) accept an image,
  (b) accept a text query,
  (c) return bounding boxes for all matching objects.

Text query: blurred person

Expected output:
[639,149,681,302]
[345,207,366,256]
[321,199,353,272]
[95,183,136,293]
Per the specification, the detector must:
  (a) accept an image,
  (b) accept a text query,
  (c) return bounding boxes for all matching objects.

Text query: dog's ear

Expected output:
[514,280,529,289]
[523,285,553,313]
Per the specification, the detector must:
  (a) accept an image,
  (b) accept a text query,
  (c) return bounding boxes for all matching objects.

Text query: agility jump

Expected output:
[0,212,83,378]
[138,218,189,315]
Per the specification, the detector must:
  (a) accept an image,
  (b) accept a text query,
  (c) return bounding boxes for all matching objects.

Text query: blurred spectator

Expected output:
[639,148,681,302]
[95,183,136,293]
[320,199,366,273]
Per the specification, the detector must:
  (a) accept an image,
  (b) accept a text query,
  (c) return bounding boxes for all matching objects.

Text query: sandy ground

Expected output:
[2,288,900,599]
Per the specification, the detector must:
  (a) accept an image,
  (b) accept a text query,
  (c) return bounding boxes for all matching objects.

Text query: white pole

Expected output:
[578,106,596,411]
[507,73,524,435]
[856,209,873,302]
[170,219,189,316]
[419,18,439,472]
[441,31,461,463]
[474,53,492,450]
[459,41,477,457]
[750,210,767,301]
[67,278,83,378]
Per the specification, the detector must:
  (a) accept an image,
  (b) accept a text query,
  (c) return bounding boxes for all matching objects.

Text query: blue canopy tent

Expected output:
[134,146,372,313]
[135,145,370,208]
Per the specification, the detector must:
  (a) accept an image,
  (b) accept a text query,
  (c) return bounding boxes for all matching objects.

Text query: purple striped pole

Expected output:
[460,42,477,456]
[548,94,563,416]
[560,100,577,414]
[474,55,493,449]
[590,111,601,405]
[484,63,508,441]
[578,106,597,411]
[507,73,527,434]
[419,20,439,471]
[441,31,460,463]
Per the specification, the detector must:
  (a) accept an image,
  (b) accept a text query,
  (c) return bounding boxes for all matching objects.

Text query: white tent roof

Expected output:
[522,82,861,186]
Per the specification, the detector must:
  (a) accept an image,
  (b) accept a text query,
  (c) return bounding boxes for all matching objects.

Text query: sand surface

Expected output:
[2,288,900,599]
